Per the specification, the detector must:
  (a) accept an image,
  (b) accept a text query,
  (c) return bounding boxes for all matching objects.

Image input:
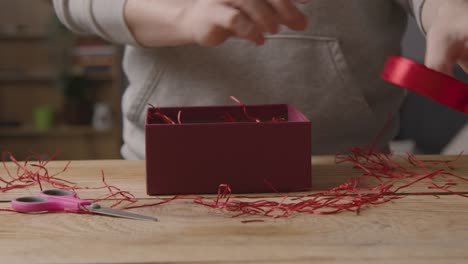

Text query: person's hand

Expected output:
[178,0,308,46]
[424,0,468,75]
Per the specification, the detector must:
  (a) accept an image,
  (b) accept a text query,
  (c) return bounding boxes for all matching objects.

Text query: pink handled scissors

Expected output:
[11,189,158,221]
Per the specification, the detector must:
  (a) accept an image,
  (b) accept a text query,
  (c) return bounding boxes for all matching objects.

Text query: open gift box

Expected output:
[145,104,311,195]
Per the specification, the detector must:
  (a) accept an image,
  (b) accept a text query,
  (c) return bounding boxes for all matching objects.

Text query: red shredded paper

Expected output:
[1,149,466,220]
[148,96,286,124]
[0,151,136,208]
[1,101,467,221]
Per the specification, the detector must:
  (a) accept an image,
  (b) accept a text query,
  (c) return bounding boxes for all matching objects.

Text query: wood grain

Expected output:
[1,157,467,264]
[0,196,467,264]
[1,155,467,201]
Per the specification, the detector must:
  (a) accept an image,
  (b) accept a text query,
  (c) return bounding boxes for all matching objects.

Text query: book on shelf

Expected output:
[72,45,116,57]
[73,55,114,67]
[72,41,116,75]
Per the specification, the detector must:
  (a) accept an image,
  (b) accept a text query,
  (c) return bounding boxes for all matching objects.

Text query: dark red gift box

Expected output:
[145,104,311,195]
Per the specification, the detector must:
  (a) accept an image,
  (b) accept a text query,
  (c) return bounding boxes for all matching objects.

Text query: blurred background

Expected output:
[0,1,466,160]
[0,0,123,160]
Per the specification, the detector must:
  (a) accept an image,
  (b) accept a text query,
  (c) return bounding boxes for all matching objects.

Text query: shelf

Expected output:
[0,33,105,41]
[0,125,112,137]
[0,71,114,83]
[0,3,122,160]
[0,32,47,41]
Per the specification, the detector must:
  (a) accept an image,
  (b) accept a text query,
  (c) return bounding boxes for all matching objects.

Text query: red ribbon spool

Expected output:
[382,56,468,114]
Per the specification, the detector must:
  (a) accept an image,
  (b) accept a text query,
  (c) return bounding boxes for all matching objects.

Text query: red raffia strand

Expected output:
[228,96,286,122]
[0,208,16,212]
[147,104,176,124]
[229,96,261,123]
[241,219,265,223]
[177,110,182,125]
[1,115,468,221]
[0,152,138,211]
[148,97,286,124]
[1,148,467,220]
[90,170,137,208]
[122,148,467,219]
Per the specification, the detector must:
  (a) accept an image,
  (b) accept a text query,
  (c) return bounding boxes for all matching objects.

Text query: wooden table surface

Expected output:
[1,156,467,264]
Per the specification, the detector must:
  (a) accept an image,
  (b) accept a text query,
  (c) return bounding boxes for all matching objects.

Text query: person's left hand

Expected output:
[424,0,468,76]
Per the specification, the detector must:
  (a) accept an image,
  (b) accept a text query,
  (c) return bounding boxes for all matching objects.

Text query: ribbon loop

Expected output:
[382,56,468,114]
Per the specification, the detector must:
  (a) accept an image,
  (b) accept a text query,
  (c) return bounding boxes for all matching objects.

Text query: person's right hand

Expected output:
[179,0,308,46]
[125,0,308,47]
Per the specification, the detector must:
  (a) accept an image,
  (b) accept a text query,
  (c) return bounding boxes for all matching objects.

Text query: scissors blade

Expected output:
[84,205,158,222]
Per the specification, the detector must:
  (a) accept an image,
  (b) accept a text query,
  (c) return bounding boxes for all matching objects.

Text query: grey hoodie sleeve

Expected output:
[53,0,427,45]
[52,0,138,45]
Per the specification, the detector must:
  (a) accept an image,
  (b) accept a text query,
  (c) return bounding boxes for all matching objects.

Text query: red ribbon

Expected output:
[382,56,468,114]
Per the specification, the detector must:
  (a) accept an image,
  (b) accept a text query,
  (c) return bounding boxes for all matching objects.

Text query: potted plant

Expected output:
[58,69,93,125]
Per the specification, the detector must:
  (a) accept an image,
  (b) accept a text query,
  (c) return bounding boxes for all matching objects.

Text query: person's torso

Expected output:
[121,0,408,159]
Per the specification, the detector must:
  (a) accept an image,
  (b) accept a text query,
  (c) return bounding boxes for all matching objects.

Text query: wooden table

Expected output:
[1,156,467,264]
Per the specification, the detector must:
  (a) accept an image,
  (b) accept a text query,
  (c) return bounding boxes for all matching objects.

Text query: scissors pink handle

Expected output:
[11,189,91,213]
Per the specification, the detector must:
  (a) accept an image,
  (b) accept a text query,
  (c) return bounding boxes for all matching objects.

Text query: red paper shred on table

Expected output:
[2,148,466,221]
[241,219,265,223]
[0,152,136,208]
[1,113,467,222]
[91,170,137,208]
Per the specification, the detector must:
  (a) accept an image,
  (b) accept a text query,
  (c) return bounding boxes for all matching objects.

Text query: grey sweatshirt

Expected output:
[53,0,425,159]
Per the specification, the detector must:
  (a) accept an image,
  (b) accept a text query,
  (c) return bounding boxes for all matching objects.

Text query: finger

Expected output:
[425,27,457,76]
[225,0,279,34]
[268,0,308,31]
[200,26,233,47]
[458,58,468,73]
[457,43,468,73]
[214,5,265,45]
